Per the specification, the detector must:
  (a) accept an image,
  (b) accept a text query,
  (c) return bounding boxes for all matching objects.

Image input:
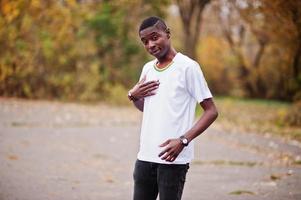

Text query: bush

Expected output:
[285,101,301,127]
[104,84,130,106]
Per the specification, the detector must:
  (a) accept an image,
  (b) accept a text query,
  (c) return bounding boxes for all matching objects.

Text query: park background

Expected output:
[1,0,300,141]
[1,1,301,200]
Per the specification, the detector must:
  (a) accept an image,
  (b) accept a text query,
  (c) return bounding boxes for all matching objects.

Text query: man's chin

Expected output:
[152,52,164,59]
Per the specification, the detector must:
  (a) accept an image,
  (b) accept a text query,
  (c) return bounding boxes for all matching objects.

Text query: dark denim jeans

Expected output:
[133,159,189,200]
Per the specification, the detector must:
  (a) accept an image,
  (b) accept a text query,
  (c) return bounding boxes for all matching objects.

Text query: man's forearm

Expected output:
[184,99,218,142]
[133,98,144,112]
[185,110,217,142]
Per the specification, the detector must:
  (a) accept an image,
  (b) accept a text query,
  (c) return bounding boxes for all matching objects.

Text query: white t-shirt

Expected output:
[137,52,212,164]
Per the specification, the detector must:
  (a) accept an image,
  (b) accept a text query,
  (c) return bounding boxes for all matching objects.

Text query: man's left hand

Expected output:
[158,138,184,162]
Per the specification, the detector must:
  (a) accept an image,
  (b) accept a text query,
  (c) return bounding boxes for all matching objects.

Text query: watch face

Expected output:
[180,136,188,146]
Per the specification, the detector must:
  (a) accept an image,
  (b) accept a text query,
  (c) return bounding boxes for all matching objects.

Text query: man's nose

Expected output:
[148,40,156,49]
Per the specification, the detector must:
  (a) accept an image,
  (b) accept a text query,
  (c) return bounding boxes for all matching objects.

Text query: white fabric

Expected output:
[137,52,212,164]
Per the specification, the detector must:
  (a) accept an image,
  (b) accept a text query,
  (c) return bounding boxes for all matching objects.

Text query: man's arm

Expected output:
[158,98,218,162]
[183,98,218,142]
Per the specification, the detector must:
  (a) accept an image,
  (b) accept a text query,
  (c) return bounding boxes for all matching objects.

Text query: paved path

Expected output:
[0,99,301,200]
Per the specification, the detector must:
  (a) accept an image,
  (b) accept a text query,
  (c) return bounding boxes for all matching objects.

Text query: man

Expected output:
[128,16,218,200]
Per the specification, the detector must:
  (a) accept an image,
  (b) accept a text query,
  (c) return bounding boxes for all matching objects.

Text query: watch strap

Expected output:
[180,135,189,146]
[128,91,139,102]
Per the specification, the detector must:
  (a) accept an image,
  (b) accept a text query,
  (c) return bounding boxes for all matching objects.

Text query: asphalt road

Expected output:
[0,99,301,200]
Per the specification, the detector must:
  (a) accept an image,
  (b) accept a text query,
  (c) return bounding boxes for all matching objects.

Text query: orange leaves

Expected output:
[1,0,21,23]
[30,0,41,9]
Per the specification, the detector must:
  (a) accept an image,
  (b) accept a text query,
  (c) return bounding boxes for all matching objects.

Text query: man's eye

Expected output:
[152,35,158,40]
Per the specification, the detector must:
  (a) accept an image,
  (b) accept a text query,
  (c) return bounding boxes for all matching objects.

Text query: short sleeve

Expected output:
[138,62,153,81]
[185,62,212,103]
[139,64,146,81]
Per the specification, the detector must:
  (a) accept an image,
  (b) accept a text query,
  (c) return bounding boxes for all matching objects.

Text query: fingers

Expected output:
[170,157,176,162]
[167,154,177,162]
[131,78,159,100]
[158,139,184,162]
[161,151,176,160]
[158,140,175,160]
[159,150,178,162]
[138,82,159,98]
[144,92,156,97]
[141,85,158,95]
[131,79,158,98]
[139,80,160,91]
[159,139,170,147]
[158,147,169,158]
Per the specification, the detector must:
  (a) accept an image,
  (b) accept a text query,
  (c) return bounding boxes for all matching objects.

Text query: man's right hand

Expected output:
[129,75,160,100]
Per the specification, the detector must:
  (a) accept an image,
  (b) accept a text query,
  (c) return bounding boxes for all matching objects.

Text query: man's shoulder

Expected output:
[144,59,156,67]
[141,59,156,71]
[175,53,200,69]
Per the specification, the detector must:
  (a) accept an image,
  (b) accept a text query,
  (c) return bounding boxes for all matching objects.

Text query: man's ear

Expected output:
[166,28,171,38]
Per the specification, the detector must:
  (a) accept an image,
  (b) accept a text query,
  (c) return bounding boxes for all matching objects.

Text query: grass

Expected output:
[293,160,301,165]
[270,174,282,180]
[196,96,301,142]
[229,190,255,195]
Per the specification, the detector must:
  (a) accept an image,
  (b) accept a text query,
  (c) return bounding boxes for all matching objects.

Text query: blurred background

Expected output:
[0,0,300,139]
[1,1,301,199]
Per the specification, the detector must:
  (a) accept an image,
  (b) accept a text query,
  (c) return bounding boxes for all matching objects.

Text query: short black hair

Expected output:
[139,16,167,32]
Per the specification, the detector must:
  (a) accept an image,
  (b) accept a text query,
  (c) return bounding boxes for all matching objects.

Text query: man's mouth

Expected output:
[151,49,160,55]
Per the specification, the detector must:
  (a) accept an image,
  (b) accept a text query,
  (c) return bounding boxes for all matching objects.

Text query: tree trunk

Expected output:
[292,39,301,80]
[176,0,211,59]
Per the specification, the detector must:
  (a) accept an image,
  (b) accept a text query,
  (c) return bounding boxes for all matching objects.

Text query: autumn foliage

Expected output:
[0,0,168,101]
[0,0,300,103]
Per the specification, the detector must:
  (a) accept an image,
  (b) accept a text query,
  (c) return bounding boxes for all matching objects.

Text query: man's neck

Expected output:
[156,48,177,67]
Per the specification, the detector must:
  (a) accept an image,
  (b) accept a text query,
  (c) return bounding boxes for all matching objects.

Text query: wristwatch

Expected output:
[128,91,139,102]
[180,136,189,146]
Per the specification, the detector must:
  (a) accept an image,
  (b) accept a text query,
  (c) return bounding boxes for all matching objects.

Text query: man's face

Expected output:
[139,25,170,59]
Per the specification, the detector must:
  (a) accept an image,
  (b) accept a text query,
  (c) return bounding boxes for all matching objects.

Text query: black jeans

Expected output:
[133,159,189,200]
